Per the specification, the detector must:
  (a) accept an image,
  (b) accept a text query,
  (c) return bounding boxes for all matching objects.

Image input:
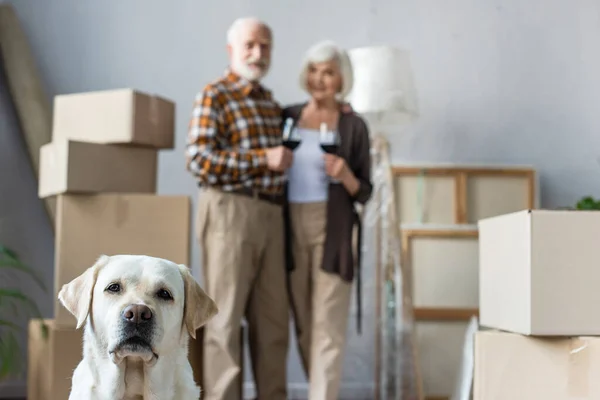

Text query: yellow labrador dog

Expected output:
[58,254,218,400]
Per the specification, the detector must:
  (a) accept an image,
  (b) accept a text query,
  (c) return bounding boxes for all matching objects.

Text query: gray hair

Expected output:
[298,40,354,99]
[226,17,271,44]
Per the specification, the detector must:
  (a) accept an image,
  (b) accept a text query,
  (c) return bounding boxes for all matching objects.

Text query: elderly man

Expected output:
[185,17,292,400]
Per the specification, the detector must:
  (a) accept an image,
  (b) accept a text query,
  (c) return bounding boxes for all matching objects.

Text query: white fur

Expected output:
[58,254,218,400]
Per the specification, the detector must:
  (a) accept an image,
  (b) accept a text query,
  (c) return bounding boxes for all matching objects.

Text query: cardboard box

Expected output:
[474,330,600,399]
[478,209,600,335]
[39,139,158,198]
[52,89,175,149]
[27,319,83,400]
[53,194,191,327]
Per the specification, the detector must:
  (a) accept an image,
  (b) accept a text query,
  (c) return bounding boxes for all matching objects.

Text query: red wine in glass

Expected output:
[320,143,339,154]
[282,118,301,150]
[319,123,340,154]
[284,138,301,150]
[320,123,341,183]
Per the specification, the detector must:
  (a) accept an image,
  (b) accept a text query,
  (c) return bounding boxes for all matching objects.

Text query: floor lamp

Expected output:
[345,45,421,400]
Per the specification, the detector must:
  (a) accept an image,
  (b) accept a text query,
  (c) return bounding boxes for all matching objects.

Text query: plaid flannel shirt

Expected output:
[186,69,285,195]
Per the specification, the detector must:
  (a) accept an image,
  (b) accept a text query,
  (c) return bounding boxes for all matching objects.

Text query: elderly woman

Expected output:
[282,41,373,400]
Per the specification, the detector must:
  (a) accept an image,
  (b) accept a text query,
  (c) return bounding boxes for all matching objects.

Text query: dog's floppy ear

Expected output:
[178,264,218,339]
[58,255,110,329]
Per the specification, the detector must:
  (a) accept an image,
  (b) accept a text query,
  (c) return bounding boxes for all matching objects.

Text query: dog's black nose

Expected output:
[122,304,153,324]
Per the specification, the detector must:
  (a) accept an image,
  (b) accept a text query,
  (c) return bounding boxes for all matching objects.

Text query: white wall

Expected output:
[3,0,600,396]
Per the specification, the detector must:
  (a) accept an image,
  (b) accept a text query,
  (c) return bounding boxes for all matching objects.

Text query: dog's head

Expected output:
[58,254,218,365]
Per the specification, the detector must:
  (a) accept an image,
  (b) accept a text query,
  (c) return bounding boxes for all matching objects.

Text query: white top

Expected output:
[287,128,329,204]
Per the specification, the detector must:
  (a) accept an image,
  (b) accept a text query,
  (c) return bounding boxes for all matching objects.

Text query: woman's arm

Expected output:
[340,167,361,196]
[324,117,373,203]
[347,118,373,204]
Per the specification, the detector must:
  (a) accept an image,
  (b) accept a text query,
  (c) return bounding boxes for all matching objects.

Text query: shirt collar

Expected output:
[224,68,271,98]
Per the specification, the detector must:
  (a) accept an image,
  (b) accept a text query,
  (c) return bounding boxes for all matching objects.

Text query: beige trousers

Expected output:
[288,202,352,400]
[196,188,289,400]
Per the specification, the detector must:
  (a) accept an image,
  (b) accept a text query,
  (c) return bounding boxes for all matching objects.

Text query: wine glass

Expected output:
[319,122,340,154]
[282,117,301,150]
[319,122,341,183]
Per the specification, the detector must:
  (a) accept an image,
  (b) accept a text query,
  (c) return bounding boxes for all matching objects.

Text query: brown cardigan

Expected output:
[282,103,373,333]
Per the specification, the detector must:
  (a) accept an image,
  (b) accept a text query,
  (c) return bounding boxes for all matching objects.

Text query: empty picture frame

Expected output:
[402,228,479,400]
[394,172,456,224]
[402,228,479,317]
[392,165,537,226]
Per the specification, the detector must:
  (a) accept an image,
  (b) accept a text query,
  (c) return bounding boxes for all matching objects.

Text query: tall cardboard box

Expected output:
[478,209,600,335]
[27,319,83,400]
[474,330,600,399]
[52,89,175,149]
[53,194,191,327]
[39,139,158,198]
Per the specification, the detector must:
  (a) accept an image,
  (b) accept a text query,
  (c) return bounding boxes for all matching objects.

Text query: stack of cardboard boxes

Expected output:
[27,88,200,400]
[475,209,600,399]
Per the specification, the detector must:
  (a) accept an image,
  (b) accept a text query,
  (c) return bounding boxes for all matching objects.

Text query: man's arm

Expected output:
[185,88,269,185]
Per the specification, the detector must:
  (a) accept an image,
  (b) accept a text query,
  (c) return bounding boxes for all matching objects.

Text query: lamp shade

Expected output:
[345,45,418,126]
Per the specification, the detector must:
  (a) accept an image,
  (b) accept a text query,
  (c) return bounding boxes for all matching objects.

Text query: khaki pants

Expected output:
[196,188,289,400]
[288,202,352,400]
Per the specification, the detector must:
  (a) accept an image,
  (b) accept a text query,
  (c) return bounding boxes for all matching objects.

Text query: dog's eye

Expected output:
[156,289,173,300]
[105,283,121,293]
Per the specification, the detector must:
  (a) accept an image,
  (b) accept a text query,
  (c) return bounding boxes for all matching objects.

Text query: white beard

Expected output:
[232,58,269,82]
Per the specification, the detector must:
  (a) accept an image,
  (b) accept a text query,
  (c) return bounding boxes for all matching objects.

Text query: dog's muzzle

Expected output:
[110,304,158,365]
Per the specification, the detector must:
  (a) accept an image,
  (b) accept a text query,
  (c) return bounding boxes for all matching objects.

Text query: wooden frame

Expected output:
[414,307,478,321]
[402,228,479,400]
[392,165,537,224]
[0,4,55,223]
[402,228,479,321]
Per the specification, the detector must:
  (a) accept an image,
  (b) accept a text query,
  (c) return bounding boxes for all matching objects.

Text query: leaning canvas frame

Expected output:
[401,228,479,400]
[392,165,538,225]
[402,228,479,323]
